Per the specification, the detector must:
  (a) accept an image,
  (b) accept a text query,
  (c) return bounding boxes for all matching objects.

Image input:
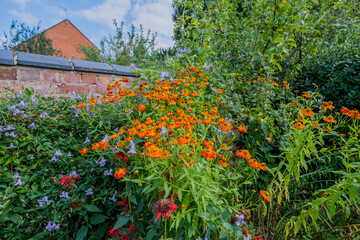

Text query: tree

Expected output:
[80,20,175,68]
[1,20,59,56]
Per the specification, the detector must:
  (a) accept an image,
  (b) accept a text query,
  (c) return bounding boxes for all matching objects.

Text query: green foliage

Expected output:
[293,46,360,109]
[1,21,60,56]
[80,20,176,69]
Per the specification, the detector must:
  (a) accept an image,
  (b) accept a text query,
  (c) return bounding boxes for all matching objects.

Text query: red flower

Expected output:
[120,198,129,208]
[71,201,79,208]
[154,199,177,221]
[59,174,79,188]
[107,225,121,236]
[129,223,136,232]
[120,233,129,240]
[115,152,128,161]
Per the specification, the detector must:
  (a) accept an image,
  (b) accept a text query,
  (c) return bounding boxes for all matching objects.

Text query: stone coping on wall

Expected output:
[0,49,137,77]
[0,49,140,96]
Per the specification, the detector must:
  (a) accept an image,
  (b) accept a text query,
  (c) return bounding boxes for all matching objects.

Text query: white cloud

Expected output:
[74,0,131,28]
[8,0,32,8]
[131,0,174,48]
[8,10,39,25]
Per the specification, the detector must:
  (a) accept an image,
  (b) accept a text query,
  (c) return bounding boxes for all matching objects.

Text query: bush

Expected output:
[293,46,360,109]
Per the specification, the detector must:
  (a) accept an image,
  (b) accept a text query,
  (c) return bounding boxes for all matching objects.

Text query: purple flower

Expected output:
[67,152,72,157]
[160,71,169,79]
[49,156,58,162]
[45,221,60,231]
[111,146,118,152]
[38,196,52,207]
[169,76,174,83]
[243,236,250,240]
[22,114,30,119]
[96,157,107,167]
[12,172,21,179]
[127,140,137,154]
[29,155,35,160]
[84,137,90,143]
[101,134,109,142]
[40,112,49,118]
[54,150,62,156]
[85,188,93,196]
[5,125,16,131]
[236,214,245,226]
[59,191,70,199]
[76,96,82,100]
[31,97,38,105]
[8,143,16,149]
[54,97,59,102]
[16,101,28,108]
[160,126,168,135]
[28,123,37,129]
[103,169,113,176]
[109,190,117,202]
[70,171,79,177]
[5,131,17,137]
[203,63,213,68]
[0,126,5,132]
[113,127,119,132]
[129,63,138,71]
[12,108,24,116]
[70,91,76,97]
[8,105,17,111]
[177,53,183,58]
[2,196,8,200]
[14,179,24,186]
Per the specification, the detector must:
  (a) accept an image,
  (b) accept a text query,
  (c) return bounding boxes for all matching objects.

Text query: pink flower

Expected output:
[154,199,177,221]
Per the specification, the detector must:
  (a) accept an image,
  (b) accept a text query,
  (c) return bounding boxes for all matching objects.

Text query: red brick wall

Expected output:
[0,66,138,96]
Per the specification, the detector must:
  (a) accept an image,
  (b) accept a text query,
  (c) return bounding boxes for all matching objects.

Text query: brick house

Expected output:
[15,19,97,59]
[42,19,97,59]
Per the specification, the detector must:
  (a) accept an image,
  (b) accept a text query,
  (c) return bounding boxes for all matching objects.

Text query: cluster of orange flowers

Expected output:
[321,101,335,111]
[248,159,268,171]
[78,65,260,173]
[341,107,360,119]
[300,108,314,117]
[323,116,337,123]
[260,190,271,202]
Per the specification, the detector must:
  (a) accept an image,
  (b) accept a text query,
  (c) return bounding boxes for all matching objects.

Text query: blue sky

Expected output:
[0,0,174,49]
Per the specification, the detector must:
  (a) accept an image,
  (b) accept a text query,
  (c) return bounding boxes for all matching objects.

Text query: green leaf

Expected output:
[12,207,25,213]
[84,204,101,213]
[113,215,129,230]
[90,214,108,225]
[75,226,88,240]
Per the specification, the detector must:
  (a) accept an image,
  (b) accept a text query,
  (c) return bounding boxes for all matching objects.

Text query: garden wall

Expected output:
[0,49,139,96]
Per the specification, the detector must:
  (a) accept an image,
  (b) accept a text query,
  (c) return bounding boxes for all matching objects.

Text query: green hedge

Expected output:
[293,47,360,109]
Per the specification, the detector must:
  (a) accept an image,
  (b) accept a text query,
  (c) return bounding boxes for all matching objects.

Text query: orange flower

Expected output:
[219,122,233,131]
[147,146,164,158]
[260,190,271,202]
[338,133,345,137]
[235,150,251,159]
[216,89,223,94]
[99,141,109,150]
[236,125,247,133]
[92,143,100,150]
[76,103,85,109]
[136,104,146,111]
[301,93,311,99]
[89,98,98,106]
[294,122,304,129]
[300,108,314,117]
[201,146,216,161]
[80,147,88,155]
[218,160,228,167]
[114,168,126,179]
[289,103,296,108]
[323,116,337,123]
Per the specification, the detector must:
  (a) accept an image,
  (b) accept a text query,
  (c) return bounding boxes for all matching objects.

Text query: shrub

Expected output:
[293,46,360,109]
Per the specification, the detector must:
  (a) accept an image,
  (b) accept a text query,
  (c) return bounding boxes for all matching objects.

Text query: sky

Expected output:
[0,0,175,49]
